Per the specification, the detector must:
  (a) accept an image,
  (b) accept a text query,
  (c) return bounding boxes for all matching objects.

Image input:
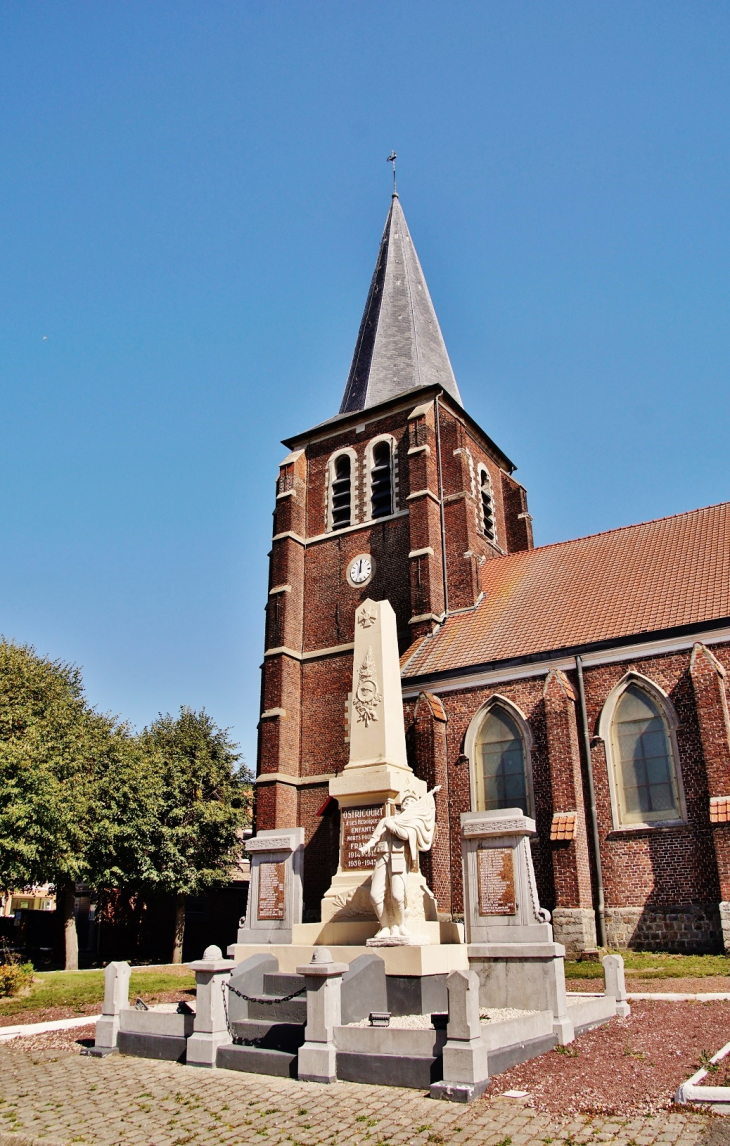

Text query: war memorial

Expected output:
[89,598,626,1100]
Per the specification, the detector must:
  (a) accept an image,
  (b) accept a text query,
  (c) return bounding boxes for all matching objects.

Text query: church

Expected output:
[256,191,730,957]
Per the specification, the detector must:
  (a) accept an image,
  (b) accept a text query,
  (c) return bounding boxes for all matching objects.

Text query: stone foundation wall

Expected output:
[551,907,597,958]
[604,903,723,953]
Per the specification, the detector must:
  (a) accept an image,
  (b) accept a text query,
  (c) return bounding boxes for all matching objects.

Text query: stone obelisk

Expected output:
[321,599,432,930]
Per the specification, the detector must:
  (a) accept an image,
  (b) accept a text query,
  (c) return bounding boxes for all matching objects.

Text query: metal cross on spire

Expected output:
[387,150,397,195]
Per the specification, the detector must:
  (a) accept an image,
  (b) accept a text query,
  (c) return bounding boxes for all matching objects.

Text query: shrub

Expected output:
[0,960,34,997]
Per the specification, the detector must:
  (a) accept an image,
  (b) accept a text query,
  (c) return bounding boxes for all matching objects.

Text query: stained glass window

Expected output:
[476,707,529,813]
[611,684,680,825]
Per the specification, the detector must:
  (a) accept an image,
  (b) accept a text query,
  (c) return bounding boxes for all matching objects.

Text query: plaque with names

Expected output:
[477,847,516,916]
[258,861,286,921]
[341,805,385,871]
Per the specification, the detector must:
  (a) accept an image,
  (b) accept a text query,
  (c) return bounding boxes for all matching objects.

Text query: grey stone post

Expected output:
[296,948,349,1084]
[186,945,235,1068]
[603,953,630,1018]
[430,969,490,1103]
[91,961,131,1055]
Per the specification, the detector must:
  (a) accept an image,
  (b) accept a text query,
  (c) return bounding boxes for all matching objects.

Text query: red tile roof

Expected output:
[402,502,730,679]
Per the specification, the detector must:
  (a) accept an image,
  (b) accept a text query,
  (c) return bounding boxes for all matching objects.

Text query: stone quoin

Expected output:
[256,190,730,957]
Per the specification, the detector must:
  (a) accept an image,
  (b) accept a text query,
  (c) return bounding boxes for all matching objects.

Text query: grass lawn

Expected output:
[565,951,730,978]
[0,965,195,1019]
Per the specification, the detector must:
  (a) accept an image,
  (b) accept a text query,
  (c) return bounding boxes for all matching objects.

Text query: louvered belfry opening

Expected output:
[481,469,495,540]
[331,455,352,529]
[370,441,393,519]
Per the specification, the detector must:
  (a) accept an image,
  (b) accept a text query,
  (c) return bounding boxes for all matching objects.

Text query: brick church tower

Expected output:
[257,193,533,917]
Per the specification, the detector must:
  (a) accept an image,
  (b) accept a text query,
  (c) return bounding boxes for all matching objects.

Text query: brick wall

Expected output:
[255,384,730,950]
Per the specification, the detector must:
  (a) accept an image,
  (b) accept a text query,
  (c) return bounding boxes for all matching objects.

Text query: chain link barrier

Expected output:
[221,978,307,1039]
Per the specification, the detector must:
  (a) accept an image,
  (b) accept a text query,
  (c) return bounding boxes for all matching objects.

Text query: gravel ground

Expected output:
[567,977,730,994]
[2,1022,97,1055]
[0,986,195,1027]
[347,1007,537,1028]
[491,998,730,1115]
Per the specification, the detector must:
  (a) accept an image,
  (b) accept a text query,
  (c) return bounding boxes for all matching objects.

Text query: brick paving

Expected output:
[0,1044,721,1146]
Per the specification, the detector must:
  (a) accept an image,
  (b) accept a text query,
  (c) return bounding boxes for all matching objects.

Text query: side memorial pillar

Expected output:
[461,808,574,1045]
[232,826,304,953]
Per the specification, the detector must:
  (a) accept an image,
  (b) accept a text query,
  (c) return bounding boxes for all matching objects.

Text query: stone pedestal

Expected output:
[296,948,349,1084]
[462,809,574,1045]
[89,961,131,1056]
[431,969,489,1103]
[186,945,235,1068]
[238,827,304,945]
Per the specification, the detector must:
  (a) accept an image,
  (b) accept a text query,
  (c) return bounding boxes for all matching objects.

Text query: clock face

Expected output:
[349,555,372,585]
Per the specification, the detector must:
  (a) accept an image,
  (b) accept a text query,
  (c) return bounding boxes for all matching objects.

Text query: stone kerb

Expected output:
[236,826,304,946]
[603,953,630,1018]
[90,961,131,1055]
[430,969,489,1103]
[186,945,235,1069]
[296,948,349,1084]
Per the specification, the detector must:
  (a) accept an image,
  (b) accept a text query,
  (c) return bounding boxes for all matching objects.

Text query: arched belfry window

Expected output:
[331,454,352,530]
[479,466,495,541]
[370,440,393,519]
[602,679,684,827]
[466,699,533,816]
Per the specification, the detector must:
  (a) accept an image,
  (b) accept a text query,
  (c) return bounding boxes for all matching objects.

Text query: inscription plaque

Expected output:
[341,805,385,871]
[257,861,286,921]
[477,847,516,916]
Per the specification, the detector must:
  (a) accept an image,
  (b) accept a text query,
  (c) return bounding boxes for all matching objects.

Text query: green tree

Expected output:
[139,708,251,963]
[0,640,160,969]
[0,640,114,969]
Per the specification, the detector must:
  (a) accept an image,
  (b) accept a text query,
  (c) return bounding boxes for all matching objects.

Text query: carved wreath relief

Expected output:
[353,646,382,726]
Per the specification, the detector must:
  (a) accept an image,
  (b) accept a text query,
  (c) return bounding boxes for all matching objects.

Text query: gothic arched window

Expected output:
[331,454,352,530]
[370,440,393,519]
[474,704,531,814]
[608,682,683,826]
[479,466,495,541]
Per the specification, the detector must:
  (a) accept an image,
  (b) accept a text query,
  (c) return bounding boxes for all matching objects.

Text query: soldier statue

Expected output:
[359,786,440,938]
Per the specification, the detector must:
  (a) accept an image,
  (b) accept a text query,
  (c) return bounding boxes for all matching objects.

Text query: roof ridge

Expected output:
[514,499,730,558]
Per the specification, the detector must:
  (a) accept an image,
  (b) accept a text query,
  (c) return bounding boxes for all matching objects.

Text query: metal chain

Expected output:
[226,981,307,1005]
[221,978,307,1038]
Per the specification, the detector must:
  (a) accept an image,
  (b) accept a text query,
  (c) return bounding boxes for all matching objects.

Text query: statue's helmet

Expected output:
[401,790,418,806]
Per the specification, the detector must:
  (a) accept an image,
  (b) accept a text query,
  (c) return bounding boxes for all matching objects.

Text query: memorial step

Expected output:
[262,972,307,997]
[241,973,308,1022]
[246,995,307,1023]
[230,1019,305,1055]
[217,1042,298,1078]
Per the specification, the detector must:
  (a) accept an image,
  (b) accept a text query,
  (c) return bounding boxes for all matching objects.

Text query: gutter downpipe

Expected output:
[575,654,606,948]
[434,394,449,617]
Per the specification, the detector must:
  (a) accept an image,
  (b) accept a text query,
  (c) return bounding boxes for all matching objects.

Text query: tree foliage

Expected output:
[138,707,251,897]
[0,639,253,965]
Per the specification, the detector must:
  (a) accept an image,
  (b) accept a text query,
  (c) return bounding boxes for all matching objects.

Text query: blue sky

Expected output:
[1,3,729,767]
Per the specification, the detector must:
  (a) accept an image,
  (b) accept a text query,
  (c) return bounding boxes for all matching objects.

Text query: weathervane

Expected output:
[387,150,397,195]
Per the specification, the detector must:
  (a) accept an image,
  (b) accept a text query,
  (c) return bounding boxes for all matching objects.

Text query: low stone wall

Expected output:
[551,908,597,958]
[604,903,723,953]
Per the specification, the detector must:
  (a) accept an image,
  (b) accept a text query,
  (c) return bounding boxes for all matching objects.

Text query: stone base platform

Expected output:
[227,942,469,978]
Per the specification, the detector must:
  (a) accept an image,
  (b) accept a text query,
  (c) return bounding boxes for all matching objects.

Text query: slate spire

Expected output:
[339,195,462,414]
